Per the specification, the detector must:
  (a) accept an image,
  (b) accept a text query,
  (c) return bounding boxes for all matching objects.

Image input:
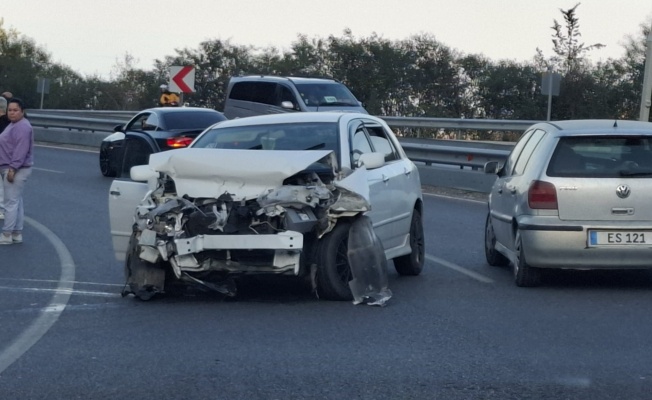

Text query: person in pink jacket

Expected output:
[0,98,34,244]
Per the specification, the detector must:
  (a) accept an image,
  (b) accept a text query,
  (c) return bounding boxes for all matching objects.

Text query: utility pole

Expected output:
[639,27,652,121]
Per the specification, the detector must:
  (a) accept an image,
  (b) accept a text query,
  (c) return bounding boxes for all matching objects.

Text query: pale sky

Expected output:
[1,0,651,79]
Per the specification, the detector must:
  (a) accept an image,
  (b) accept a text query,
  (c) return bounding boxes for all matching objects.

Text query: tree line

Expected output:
[0,5,650,127]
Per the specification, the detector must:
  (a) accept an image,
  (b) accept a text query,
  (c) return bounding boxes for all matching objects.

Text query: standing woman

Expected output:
[0,96,9,220]
[0,98,33,244]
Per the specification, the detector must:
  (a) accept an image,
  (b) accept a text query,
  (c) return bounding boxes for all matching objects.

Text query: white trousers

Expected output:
[1,167,31,234]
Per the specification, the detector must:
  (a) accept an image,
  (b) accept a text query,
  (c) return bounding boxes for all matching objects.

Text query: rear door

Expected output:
[491,129,546,246]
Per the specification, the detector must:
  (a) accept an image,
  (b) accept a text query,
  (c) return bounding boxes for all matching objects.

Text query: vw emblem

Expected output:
[616,185,631,199]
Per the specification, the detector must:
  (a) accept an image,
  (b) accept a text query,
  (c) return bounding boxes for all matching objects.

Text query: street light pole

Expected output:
[639,27,652,121]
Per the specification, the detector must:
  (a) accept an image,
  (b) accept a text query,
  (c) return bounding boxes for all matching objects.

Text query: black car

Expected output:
[99,107,226,177]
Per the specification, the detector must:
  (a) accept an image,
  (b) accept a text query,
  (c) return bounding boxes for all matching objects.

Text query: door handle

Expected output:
[382,174,389,182]
[404,168,411,176]
[110,190,121,196]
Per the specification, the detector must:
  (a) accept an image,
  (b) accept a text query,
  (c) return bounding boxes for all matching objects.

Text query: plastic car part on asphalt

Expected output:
[347,216,392,306]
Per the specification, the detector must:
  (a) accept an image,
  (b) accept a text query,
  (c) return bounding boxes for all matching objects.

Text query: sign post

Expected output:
[541,69,561,121]
[36,77,50,109]
[639,27,652,121]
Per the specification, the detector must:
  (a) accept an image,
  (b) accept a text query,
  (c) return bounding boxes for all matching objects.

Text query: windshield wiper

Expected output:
[619,169,652,176]
[305,142,325,150]
[317,101,356,107]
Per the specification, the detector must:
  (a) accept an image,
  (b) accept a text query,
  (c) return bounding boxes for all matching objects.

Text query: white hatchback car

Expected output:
[484,119,652,287]
[109,112,424,302]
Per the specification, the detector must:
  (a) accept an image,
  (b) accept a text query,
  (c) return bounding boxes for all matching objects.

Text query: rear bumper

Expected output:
[518,219,652,269]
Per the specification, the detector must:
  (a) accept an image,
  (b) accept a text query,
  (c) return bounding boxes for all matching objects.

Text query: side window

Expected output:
[365,124,399,162]
[278,85,297,108]
[126,113,151,132]
[512,129,546,175]
[500,129,535,177]
[229,82,255,101]
[229,81,276,105]
[120,136,155,178]
[250,82,277,105]
[142,114,160,131]
[351,126,373,167]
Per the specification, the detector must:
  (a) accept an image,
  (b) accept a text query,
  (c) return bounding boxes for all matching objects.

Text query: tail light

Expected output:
[166,137,194,148]
[528,180,558,209]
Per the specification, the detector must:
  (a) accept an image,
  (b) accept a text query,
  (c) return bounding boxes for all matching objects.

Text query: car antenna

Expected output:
[613,120,618,128]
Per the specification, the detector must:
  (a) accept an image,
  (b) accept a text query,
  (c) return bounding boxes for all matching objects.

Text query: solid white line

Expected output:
[0,277,122,287]
[426,254,494,283]
[0,217,76,374]
[35,143,97,153]
[0,286,118,297]
[32,167,64,174]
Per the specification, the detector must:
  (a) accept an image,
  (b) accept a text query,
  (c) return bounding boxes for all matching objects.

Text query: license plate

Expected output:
[588,230,652,246]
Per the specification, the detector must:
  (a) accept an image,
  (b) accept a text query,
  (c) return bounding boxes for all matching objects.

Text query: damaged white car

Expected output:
[108,112,424,303]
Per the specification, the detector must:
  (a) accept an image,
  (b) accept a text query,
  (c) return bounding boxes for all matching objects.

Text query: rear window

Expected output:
[162,111,225,130]
[547,136,652,178]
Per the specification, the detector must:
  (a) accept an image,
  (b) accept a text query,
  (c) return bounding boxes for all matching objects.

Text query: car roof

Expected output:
[144,107,222,115]
[210,112,375,128]
[230,75,338,84]
[533,119,652,137]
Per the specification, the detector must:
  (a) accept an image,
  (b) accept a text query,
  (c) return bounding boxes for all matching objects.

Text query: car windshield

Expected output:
[547,135,652,178]
[191,122,340,154]
[162,111,224,130]
[294,83,359,107]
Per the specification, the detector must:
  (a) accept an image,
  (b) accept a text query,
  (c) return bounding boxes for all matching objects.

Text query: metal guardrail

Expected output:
[382,116,540,132]
[27,111,527,192]
[27,109,135,121]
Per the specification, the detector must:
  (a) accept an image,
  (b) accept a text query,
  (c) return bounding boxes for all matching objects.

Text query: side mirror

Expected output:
[484,161,500,174]
[113,124,124,133]
[358,152,385,169]
[280,101,296,110]
[130,165,157,182]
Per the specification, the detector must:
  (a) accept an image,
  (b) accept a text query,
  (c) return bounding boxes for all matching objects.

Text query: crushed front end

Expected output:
[122,148,370,300]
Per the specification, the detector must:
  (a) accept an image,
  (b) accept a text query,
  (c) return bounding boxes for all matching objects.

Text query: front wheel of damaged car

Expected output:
[123,232,166,301]
[393,208,425,276]
[316,222,354,301]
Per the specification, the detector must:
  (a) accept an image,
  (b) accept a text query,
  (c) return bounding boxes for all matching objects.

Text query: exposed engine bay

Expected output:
[122,148,391,304]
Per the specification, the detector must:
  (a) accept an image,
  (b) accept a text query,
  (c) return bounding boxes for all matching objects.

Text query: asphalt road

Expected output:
[1,144,651,399]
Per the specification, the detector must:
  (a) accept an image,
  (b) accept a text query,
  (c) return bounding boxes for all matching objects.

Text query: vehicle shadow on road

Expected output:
[539,268,652,290]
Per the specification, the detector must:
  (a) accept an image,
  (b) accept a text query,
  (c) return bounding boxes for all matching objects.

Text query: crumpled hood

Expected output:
[147,148,335,200]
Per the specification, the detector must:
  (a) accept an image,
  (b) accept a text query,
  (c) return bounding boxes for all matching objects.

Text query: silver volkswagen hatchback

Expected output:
[484,119,652,287]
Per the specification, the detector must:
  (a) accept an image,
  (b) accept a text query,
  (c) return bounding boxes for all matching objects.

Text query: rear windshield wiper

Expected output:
[619,169,652,176]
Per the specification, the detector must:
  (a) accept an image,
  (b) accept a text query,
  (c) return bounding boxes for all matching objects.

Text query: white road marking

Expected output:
[426,254,494,283]
[0,217,75,374]
[423,191,487,204]
[35,143,98,153]
[0,277,122,287]
[33,167,64,174]
[0,285,118,297]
